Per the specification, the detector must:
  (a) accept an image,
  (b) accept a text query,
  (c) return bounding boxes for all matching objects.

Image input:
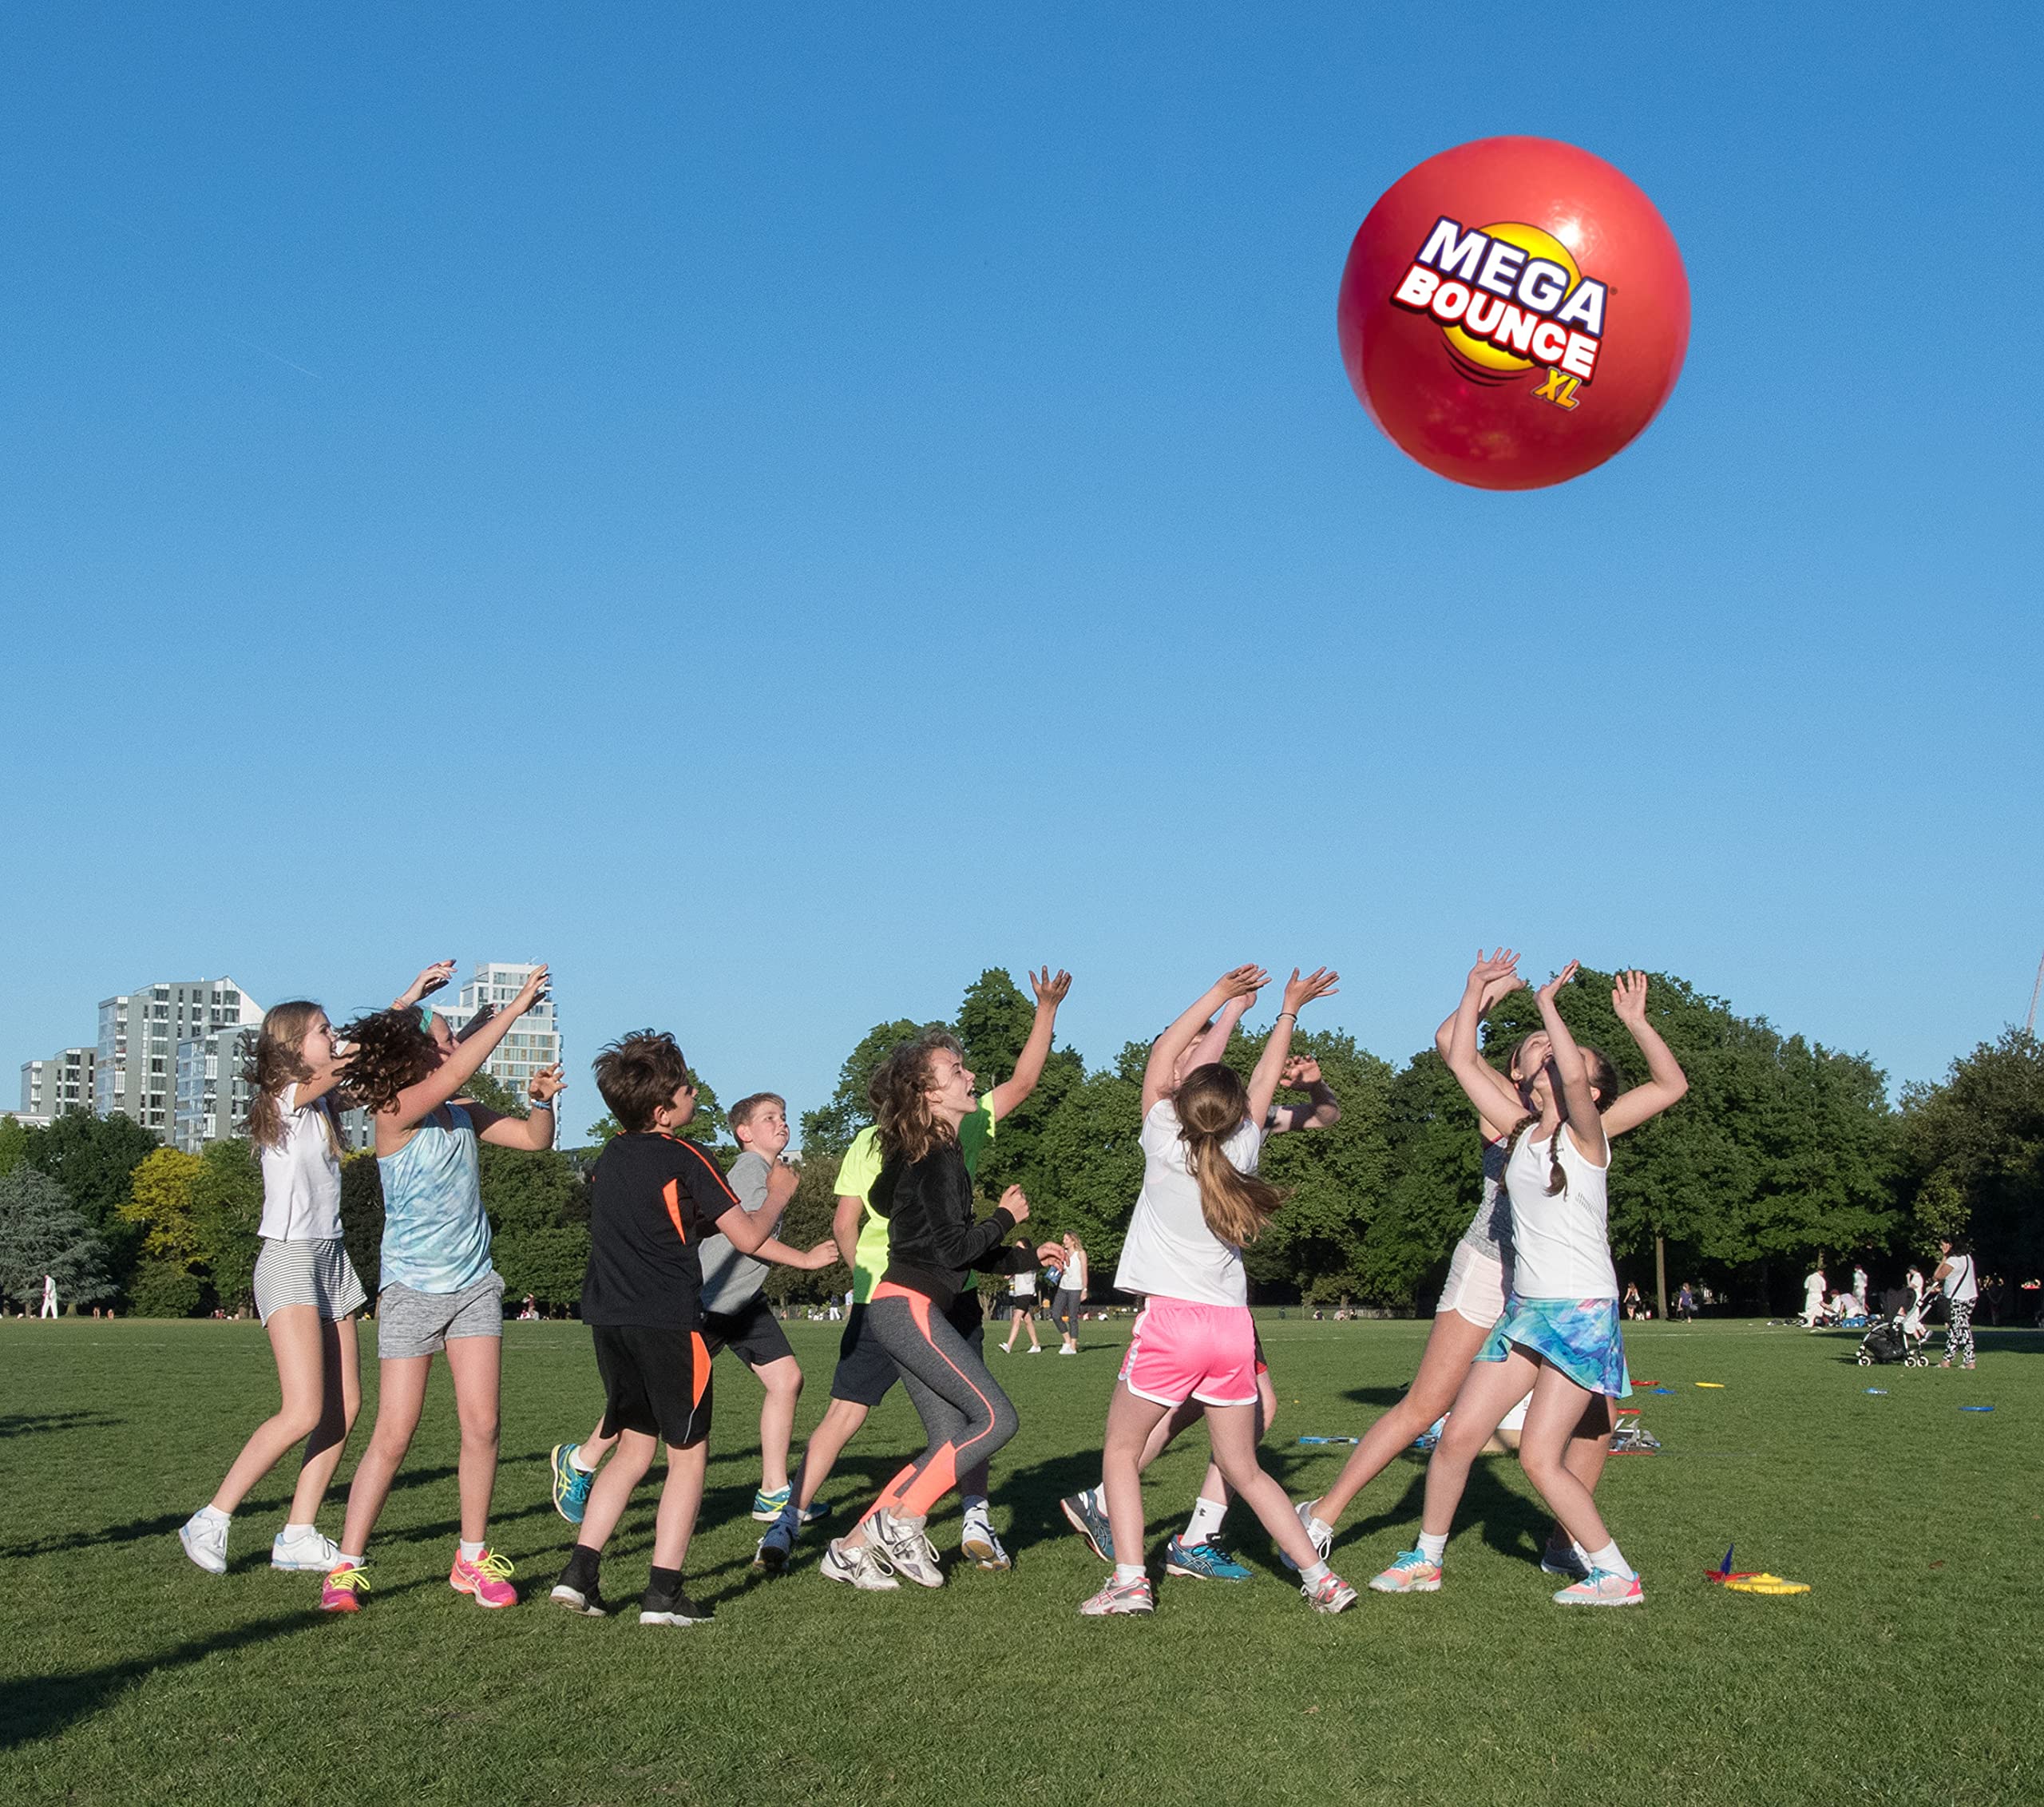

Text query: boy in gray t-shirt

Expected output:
[547,1092,835,1529]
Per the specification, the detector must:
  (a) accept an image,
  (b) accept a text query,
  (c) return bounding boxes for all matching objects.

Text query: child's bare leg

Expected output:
[1313,1310,1490,1526]
[444,1334,501,1545]
[1517,1370,1615,1555]
[1419,1352,1536,1541]
[751,1354,803,1494]
[212,1306,330,1514]
[286,1315,362,1524]
[652,1440,710,1571]
[1203,1402,1320,1570]
[335,1354,430,1557]
[1101,1381,1171,1570]
[576,1429,658,1550]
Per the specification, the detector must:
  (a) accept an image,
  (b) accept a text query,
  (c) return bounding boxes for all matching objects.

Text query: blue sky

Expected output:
[4,2,2038,1135]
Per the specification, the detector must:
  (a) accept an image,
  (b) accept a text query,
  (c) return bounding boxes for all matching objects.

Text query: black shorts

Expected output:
[1004,1297,1036,1316]
[701,1294,795,1370]
[592,1323,712,1449]
[829,1291,984,1407]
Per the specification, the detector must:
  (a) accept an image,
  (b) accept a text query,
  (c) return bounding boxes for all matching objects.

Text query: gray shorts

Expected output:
[376,1271,505,1360]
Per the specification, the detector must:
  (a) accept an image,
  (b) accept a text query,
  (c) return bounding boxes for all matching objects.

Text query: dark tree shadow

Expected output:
[0,1410,123,1440]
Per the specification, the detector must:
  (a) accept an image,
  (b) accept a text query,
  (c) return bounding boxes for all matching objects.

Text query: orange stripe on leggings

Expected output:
[863,1282,1004,1524]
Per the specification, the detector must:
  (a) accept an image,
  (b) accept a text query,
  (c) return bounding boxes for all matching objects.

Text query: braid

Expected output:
[1503,1112,1567,1197]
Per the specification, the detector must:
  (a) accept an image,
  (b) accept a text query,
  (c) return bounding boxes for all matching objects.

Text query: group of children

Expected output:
[176,946,1695,1619]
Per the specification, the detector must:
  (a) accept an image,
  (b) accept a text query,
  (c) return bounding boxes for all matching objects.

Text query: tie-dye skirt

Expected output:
[1476,1294,1631,1399]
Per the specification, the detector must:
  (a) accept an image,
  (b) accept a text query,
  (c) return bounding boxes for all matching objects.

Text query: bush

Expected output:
[129,1259,204,1319]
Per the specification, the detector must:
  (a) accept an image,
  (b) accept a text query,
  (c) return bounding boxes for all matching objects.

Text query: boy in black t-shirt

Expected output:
[550,1031,818,1625]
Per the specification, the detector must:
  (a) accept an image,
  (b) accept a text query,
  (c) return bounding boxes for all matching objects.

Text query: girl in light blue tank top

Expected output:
[378,1104,493,1295]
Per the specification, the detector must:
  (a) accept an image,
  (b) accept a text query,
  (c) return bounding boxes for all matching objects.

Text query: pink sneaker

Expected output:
[1552,1567,1644,1606]
[321,1563,370,1613]
[450,1547,518,1609]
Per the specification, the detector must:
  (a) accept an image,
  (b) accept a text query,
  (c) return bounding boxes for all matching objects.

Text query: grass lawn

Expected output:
[2,1312,2039,1805]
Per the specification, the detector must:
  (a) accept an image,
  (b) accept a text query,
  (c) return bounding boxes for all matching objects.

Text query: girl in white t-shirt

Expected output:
[179,965,452,1579]
[1372,956,1687,1607]
[1079,964,1355,1617]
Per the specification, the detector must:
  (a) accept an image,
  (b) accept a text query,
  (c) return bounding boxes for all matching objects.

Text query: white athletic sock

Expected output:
[282,1521,315,1536]
[458,1540,485,1562]
[1113,1563,1144,1586]
[569,1447,597,1473]
[338,1551,365,1567]
[1301,1560,1330,1587]
[1585,1540,1634,1579]
[192,1504,229,1525]
[1416,1531,1448,1564]
[1184,1494,1227,1545]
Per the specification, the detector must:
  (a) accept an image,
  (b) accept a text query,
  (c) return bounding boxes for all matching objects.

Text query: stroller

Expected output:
[1857,1306,1930,1368]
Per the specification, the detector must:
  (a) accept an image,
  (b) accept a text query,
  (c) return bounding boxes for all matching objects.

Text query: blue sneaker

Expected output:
[551,1443,594,1526]
[1060,1489,1114,1563]
[1163,1536,1251,1582]
[800,1500,830,1526]
[751,1485,792,1524]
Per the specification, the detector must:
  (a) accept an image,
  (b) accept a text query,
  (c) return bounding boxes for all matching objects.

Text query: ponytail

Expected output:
[1173,1064,1285,1246]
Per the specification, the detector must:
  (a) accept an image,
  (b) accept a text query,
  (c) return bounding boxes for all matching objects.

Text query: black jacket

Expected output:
[875,1142,1032,1308]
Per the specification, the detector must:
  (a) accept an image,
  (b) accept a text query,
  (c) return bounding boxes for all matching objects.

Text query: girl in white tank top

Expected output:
[1366,955,1689,1608]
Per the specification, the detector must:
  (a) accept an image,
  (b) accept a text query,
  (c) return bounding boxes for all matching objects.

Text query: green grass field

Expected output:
[3,1313,2039,1806]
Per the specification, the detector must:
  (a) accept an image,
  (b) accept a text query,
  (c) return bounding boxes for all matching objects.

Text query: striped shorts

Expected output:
[252,1236,368,1326]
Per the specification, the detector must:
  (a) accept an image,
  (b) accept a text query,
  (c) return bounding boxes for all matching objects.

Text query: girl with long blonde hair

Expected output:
[179,961,453,1578]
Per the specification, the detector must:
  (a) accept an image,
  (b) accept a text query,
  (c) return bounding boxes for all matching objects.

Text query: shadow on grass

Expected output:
[0,1409,124,1440]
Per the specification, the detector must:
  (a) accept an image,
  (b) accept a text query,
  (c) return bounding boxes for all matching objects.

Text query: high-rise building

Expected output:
[20,1046,95,1119]
[174,1025,262,1153]
[97,978,264,1137]
[431,962,562,1101]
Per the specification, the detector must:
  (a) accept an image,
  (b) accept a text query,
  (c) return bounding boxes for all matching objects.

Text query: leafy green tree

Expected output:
[340,1151,385,1296]
[481,1144,591,1309]
[956,968,1086,1203]
[23,1110,160,1292]
[759,1156,851,1308]
[120,1147,207,1272]
[799,1018,938,1155]
[188,1140,264,1310]
[1360,1048,1489,1306]
[1020,1050,1147,1264]
[0,1114,36,1176]
[0,1167,112,1310]
[129,1260,204,1318]
[1896,1029,2044,1274]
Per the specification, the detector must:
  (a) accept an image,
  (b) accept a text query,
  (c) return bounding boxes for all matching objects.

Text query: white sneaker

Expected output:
[1027,1345,1042,1355]
[271,1525,342,1571]
[1280,1500,1335,1571]
[960,1520,1011,1571]
[179,1510,228,1575]
[819,1537,900,1591]
[870,1510,945,1588]
[1058,1345,1077,1356]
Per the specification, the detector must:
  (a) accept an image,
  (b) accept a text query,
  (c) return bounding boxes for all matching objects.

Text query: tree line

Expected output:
[4,966,2041,1318]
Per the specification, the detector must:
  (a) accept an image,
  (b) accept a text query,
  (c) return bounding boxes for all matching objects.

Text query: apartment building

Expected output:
[430,961,562,1100]
[97,978,264,1137]
[19,1045,95,1119]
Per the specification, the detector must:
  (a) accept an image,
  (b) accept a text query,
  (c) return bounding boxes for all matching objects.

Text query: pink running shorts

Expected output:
[1119,1297,1260,1408]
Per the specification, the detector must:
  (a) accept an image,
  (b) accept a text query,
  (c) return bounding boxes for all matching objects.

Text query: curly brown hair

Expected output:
[871,1034,961,1167]
[243,1001,342,1156]
[335,1006,439,1116]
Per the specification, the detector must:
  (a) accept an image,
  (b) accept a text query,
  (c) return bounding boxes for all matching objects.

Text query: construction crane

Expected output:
[2030,952,2044,1036]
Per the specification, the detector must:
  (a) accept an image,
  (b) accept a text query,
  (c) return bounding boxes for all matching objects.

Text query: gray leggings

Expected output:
[1052,1289,1081,1341]
[866,1288,1020,1521]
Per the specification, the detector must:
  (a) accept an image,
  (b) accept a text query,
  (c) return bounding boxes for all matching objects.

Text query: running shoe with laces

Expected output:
[1552,1566,1644,1606]
[550,1443,595,1526]
[870,1510,945,1588]
[959,1520,1012,1571]
[819,1536,900,1591]
[1368,1548,1443,1594]
[800,1500,830,1526]
[178,1510,228,1575]
[1301,1569,1358,1614]
[1079,1575,1154,1616]
[1278,1500,1334,1571]
[640,1584,713,1627]
[1060,1488,1114,1562]
[321,1563,371,1613]
[1163,1536,1250,1581]
[751,1484,792,1524]
[1539,1540,1590,1582]
[450,1547,518,1608]
[271,1525,342,1572]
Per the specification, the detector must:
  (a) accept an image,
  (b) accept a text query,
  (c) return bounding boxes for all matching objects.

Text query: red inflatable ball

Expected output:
[1337,137,1689,490]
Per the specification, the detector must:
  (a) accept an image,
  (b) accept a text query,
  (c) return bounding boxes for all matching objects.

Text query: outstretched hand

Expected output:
[1536,961,1580,1009]
[1035,1242,1065,1266]
[1281,967,1340,1014]
[511,964,551,1014]
[1031,966,1073,1007]
[1611,969,1650,1025]
[1216,964,1270,1003]
[1000,1184,1030,1226]
[528,1064,566,1104]
[799,1240,839,1272]
[1280,1055,1323,1089]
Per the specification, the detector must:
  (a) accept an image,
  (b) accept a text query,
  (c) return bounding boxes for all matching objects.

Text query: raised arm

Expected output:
[392,960,457,1011]
[477,1062,564,1151]
[1441,951,1531,1133]
[1600,971,1690,1138]
[1266,1056,1341,1133]
[1188,989,1256,1074]
[1248,968,1339,1129]
[1142,965,1268,1116]
[1534,962,1608,1167]
[387,964,549,1131]
[988,967,1072,1122]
